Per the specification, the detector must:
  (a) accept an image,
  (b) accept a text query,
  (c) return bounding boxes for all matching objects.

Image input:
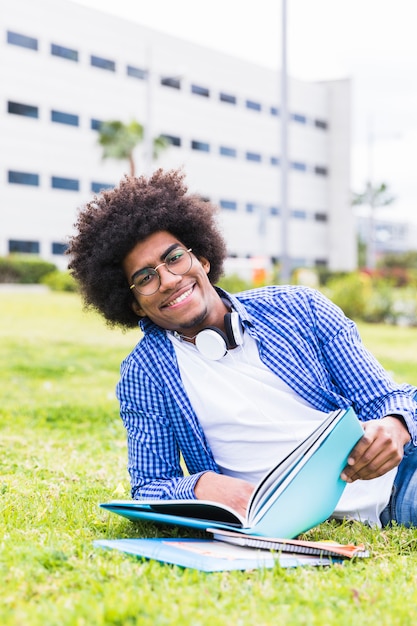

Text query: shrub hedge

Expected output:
[0,255,57,284]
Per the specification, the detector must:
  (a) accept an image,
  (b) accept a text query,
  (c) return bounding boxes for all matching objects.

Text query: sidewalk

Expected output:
[0,284,49,293]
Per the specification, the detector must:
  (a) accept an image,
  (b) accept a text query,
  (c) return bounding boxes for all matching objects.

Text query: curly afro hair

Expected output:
[67,168,228,329]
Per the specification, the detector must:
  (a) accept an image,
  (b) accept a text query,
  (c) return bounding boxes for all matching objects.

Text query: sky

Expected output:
[75,0,417,221]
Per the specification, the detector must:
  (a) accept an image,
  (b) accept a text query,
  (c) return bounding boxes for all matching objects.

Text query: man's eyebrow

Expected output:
[131,243,182,281]
[161,243,182,260]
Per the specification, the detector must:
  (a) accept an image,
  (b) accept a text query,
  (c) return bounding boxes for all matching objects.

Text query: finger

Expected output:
[343,432,375,473]
[342,443,402,482]
[343,456,395,482]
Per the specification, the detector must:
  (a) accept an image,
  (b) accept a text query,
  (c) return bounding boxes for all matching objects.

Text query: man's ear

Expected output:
[131,299,144,318]
[199,257,210,274]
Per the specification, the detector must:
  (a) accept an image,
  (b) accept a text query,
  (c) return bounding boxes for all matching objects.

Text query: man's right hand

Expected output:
[194,471,256,518]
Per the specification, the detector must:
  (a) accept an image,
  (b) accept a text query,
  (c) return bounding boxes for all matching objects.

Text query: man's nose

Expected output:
[158,265,182,290]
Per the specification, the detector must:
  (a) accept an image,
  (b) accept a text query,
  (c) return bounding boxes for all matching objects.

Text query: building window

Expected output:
[51,110,79,126]
[270,156,279,166]
[246,152,262,163]
[191,140,210,152]
[7,30,38,50]
[90,55,116,72]
[90,118,102,131]
[291,209,307,220]
[91,181,114,193]
[9,239,39,254]
[161,134,181,147]
[219,146,237,158]
[51,176,79,191]
[52,242,68,255]
[291,113,307,124]
[51,43,78,61]
[160,76,181,89]
[315,119,328,130]
[8,170,39,186]
[220,200,237,211]
[291,161,307,172]
[270,106,279,116]
[127,65,147,80]
[314,212,328,222]
[314,165,328,176]
[191,84,210,97]
[219,92,236,105]
[8,101,38,118]
[315,259,328,267]
[246,100,262,112]
[270,206,280,216]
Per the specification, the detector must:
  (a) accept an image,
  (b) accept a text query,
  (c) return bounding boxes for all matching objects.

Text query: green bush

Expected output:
[362,281,395,323]
[218,273,254,293]
[41,270,78,292]
[387,286,417,326]
[0,255,57,284]
[323,272,371,320]
[323,272,417,326]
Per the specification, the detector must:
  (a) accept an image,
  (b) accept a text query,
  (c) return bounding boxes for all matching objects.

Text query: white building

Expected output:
[1,0,354,275]
[356,208,417,261]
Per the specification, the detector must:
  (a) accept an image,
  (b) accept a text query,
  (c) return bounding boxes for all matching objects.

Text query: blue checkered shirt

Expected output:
[116,285,417,500]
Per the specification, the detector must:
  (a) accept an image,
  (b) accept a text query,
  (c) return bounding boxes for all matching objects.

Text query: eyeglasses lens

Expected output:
[133,248,192,295]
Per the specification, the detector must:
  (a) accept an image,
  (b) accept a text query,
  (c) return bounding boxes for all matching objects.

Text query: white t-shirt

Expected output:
[169,331,396,526]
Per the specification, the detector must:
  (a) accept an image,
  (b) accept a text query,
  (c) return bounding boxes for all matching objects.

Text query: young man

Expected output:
[68,168,417,527]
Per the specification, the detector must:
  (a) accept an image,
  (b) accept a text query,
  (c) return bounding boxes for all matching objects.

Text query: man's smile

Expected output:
[163,285,194,308]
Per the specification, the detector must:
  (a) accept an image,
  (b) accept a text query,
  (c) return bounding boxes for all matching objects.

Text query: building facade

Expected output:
[1,0,354,274]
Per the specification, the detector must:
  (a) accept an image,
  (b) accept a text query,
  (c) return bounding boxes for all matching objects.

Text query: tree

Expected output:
[97,119,168,176]
[352,182,395,270]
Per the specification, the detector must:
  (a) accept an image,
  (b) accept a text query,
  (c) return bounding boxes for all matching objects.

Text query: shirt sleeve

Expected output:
[117,357,205,500]
[310,289,417,443]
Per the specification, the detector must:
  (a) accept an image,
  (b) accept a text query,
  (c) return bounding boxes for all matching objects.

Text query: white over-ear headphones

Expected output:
[195,311,244,360]
[174,311,244,360]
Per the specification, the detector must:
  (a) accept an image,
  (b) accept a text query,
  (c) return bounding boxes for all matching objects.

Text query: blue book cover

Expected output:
[100,407,364,539]
[94,538,338,572]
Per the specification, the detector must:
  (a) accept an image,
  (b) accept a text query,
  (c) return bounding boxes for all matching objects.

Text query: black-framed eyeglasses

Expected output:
[129,248,193,296]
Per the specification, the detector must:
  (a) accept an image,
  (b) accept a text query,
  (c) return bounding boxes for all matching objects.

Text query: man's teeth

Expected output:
[167,288,193,306]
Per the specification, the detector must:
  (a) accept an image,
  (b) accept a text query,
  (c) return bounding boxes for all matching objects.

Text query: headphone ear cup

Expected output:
[224,312,244,348]
[195,327,228,360]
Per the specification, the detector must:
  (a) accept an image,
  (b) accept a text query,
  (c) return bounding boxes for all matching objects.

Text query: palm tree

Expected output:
[352,182,395,270]
[97,119,168,176]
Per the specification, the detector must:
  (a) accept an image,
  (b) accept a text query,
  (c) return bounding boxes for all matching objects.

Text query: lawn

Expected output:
[1,291,417,626]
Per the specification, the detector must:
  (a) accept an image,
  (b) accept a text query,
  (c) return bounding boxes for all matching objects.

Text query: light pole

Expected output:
[280,0,290,283]
[144,46,155,175]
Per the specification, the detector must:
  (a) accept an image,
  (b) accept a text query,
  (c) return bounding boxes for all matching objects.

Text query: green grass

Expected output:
[1,291,417,626]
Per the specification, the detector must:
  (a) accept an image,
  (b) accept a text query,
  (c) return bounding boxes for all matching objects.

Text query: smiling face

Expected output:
[123,231,228,337]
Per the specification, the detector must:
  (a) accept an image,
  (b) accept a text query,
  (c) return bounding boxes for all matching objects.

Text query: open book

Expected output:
[101,407,364,539]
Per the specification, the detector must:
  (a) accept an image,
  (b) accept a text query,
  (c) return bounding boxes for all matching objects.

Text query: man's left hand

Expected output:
[341,415,411,483]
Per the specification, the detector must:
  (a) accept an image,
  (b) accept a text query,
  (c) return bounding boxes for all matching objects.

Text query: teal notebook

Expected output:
[101,407,364,539]
[94,538,339,572]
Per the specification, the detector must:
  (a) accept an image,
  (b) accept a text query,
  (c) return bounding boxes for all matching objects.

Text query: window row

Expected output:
[7,170,114,192]
[163,135,328,175]
[218,201,328,222]
[8,239,328,270]
[6,29,328,130]
[6,101,329,175]
[8,239,68,256]
[8,100,80,125]
[6,170,328,223]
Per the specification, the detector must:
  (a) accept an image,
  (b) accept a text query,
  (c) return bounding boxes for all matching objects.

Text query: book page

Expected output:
[247,409,343,522]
